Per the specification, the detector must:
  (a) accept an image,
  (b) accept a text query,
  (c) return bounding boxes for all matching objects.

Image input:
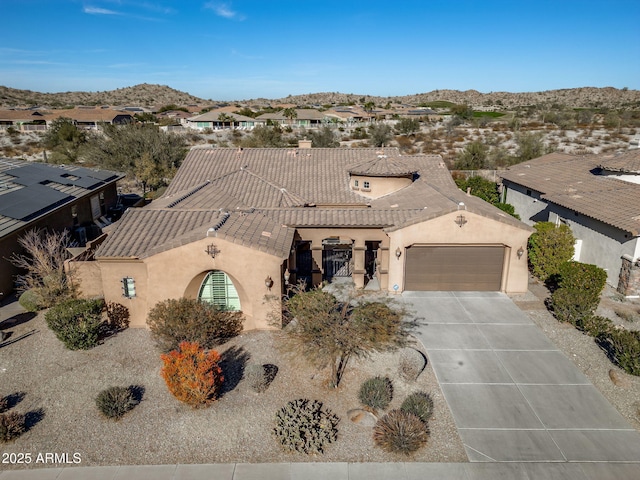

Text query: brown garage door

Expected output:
[404,245,505,291]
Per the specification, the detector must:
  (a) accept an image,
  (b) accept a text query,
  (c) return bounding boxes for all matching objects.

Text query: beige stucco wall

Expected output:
[387,210,531,294]
[350,175,412,199]
[97,237,285,330]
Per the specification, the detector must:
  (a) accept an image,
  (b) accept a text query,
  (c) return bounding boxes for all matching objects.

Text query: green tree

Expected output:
[454,176,499,204]
[450,104,473,120]
[134,152,166,194]
[240,125,285,147]
[309,126,339,147]
[527,222,575,282]
[282,287,414,387]
[454,141,488,170]
[82,123,186,179]
[368,123,393,147]
[515,132,545,162]
[394,118,421,136]
[42,117,87,163]
[363,101,375,113]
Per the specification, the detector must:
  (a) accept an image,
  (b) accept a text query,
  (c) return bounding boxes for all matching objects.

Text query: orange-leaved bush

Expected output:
[160,341,224,407]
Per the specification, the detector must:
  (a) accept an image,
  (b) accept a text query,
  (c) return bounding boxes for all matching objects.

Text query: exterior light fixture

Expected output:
[517,246,524,259]
[206,244,220,258]
[121,277,136,298]
[283,268,290,285]
[265,276,274,289]
[455,214,467,228]
[395,247,402,259]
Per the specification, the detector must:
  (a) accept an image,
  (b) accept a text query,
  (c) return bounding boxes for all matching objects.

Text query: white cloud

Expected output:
[204,2,245,20]
[83,6,120,15]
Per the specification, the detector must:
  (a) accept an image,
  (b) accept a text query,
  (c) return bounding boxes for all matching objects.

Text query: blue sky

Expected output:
[2,0,639,100]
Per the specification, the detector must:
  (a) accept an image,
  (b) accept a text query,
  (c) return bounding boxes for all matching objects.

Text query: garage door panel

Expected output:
[405,246,504,291]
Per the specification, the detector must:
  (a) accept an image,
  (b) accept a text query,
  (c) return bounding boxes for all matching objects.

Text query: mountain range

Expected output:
[1,84,638,109]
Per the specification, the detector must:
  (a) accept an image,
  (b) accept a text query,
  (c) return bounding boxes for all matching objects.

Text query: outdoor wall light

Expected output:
[517,246,525,259]
[283,269,290,285]
[455,214,468,228]
[206,243,220,258]
[395,247,402,259]
[265,276,274,289]
[121,277,136,298]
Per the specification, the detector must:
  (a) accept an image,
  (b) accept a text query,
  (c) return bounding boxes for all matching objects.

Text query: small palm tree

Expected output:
[217,113,234,130]
[282,108,297,126]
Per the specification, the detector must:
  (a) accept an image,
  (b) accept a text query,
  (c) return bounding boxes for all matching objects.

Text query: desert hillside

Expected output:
[1,84,639,109]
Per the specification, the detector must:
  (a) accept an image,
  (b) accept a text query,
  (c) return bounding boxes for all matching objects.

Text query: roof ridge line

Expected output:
[167,180,210,208]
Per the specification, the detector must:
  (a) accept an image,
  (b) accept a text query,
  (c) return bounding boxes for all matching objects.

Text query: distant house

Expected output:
[186,110,263,130]
[0,110,48,131]
[45,108,133,130]
[500,150,640,296]
[255,109,327,127]
[0,108,134,131]
[72,145,532,330]
[0,158,124,297]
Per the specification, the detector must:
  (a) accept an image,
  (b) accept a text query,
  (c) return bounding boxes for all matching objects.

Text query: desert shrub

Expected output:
[600,329,640,376]
[0,412,26,443]
[105,302,130,331]
[550,262,607,325]
[273,399,339,454]
[557,261,607,296]
[582,315,613,337]
[527,222,575,282]
[400,391,434,424]
[245,363,278,393]
[0,395,7,413]
[160,341,224,407]
[147,298,243,352]
[373,409,429,455]
[18,289,44,312]
[95,386,139,420]
[45,298,105,350]
[398,349,426,382]
[359,376,393,410]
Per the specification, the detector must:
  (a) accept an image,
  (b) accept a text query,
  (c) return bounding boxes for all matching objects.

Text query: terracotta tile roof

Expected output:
[97,147,527,259]
[95,208,295,259]
[501,152,640,235]
[597,149,640,174]
[348,152,418,177]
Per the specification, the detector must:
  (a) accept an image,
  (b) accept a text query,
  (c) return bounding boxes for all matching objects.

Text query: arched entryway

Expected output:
[198,270,241,311]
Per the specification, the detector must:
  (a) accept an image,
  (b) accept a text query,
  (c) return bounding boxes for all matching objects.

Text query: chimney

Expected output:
[298,139,312,149]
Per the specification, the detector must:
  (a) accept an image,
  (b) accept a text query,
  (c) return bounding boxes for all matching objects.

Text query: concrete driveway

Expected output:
[402,291,640,464]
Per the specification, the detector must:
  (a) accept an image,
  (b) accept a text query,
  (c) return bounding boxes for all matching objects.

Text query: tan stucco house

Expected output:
[74,145,532,329]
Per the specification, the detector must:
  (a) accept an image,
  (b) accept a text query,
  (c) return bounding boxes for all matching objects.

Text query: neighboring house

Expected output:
[255,109,327,127]
[72,145,532,330]
[186,111,262,130]
[0,158,125,297]
[0,108,134,131]
[500,150,640,296]
[0,110,48,131]
[45,108,134,130]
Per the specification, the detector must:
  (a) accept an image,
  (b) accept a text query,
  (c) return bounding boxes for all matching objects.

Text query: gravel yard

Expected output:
[0,300,466,469]
[2,277,639,470]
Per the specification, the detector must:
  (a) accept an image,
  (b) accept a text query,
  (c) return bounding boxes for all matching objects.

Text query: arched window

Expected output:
[198,271,241,311]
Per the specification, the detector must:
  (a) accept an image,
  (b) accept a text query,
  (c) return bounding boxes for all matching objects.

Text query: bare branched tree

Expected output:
[9,229,76,307]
